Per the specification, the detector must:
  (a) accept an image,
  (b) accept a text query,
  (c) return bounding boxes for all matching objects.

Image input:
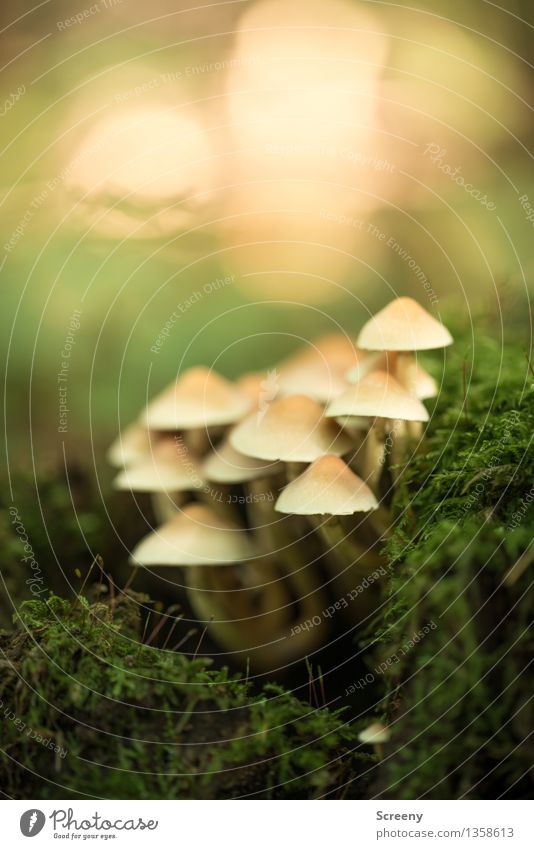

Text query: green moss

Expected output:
[0,467,108,625]
[0,591,370,799]
[374,331,534,799]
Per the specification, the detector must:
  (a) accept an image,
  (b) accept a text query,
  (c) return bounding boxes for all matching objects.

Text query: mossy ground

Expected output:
[0,590,371,799]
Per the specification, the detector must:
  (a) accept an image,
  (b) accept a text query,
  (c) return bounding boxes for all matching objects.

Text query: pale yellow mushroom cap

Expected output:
[201,437,282,483]
[277,334,360,403]
[107,422,154,468]
[229,395,352,462]
[326,370,430,422]
[130,503,257,566]
[358,721,390,744]
[275,455,378,516]
[144,366,250,430]
[347,352,438,401]
[113,437,203,493]
[357,297,453,351]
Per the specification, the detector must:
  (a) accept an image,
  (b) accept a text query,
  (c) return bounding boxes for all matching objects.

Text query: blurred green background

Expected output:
[2,0,533,476]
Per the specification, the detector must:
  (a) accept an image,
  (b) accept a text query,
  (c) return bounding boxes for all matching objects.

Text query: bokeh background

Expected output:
[2,0,534,472]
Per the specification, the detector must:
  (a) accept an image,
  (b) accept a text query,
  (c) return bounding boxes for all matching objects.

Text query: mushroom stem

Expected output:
[245,476,279,550]
[247,473,324,603]
[185,560,326,672]
[150,491,182,524]
[285,461,306,482]
[310,515,378,577]
[183,426,224,457]
[385,350,398,375]
[196,483,241,524]
[362,420,386,489]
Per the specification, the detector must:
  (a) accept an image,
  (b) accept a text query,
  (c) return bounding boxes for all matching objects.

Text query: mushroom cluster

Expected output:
[108,297,452,670]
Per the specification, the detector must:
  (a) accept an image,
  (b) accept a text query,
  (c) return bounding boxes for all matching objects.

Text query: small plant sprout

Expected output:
[108,298,455,669]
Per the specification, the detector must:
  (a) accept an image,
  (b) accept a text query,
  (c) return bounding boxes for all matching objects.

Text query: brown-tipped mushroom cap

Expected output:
[275,455,378,516]
[229,395,352,462]
[357,297,453,351]
[144,366,250,431]
[107,422,154,468]
[113,437,203,493]
[278,334,359,403]
[326,370,430,422]
[130,503,257,566]
[201,437,283,483]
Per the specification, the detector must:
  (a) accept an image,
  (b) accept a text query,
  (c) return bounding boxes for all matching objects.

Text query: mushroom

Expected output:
[144,366,250,444]
[347,352,437,401]
[131,503,325,672]
[107,421,155,468]
[326,370,429,487]
[112,436,203,522]
[131,502,257,567]
[202,435,284,553]
[201,436,282,484]
[277,334,360,403]
[107,296,455,671]
[328,370,430,423]
[275,456,381,589]
[357,296,453,353]
[113,437,203,494]
[230,395,352,463]
[275,455,378,516]
[358,720,390,759]
[355,296,451,436]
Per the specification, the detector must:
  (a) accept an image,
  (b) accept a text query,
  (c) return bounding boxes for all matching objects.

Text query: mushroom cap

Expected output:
[326,370,430,422]
[345,351,383,384]
[202,437,282,483]
[278,334,359,403]
[275,455,378,516]
[130,503,257,566]
[236,371,273,408]
[357,297,453,351]
[113,437,203,493]
[347,352,438,400]
[358,721,390,744]
[144,366,250,430]
[107,422,154,468]
[230,394,353,462]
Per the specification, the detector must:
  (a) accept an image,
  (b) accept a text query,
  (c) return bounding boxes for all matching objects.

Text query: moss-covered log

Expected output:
[373,333,534,799]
